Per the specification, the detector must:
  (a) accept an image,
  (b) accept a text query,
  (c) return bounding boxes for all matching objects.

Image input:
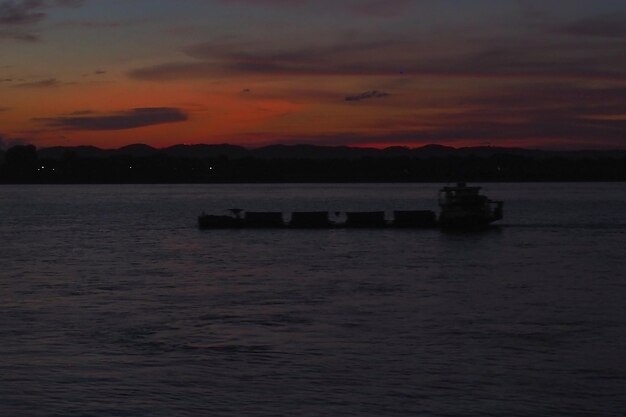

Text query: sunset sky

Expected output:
[1,0,625,149]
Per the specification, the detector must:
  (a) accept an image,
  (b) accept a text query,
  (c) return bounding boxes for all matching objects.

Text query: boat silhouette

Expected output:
[438,182,503,228]
[198,183,502,230]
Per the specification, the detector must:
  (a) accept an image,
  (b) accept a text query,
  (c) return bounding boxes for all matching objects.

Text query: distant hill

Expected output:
[253,144,380,159]
[163,144,249,159]
[117,144,159,157]
[38,145,110,159]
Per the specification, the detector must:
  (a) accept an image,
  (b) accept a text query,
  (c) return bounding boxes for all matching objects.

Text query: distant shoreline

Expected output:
[2,144,626,183]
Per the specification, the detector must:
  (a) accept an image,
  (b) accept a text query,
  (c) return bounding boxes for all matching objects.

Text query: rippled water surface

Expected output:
[1,183,625,416]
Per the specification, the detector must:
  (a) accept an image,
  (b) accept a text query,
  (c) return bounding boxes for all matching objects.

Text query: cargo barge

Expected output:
[198,183,503,230]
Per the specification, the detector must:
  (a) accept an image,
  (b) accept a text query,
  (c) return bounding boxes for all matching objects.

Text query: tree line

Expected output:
[1,144,625,183]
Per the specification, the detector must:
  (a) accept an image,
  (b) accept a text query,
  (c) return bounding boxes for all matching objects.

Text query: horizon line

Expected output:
[3,142,626,153]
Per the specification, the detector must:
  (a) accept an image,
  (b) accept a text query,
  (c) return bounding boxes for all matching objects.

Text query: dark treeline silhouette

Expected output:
[1,143,625,183]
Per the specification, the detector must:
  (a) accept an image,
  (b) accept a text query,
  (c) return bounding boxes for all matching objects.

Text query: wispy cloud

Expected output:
[15,78,57,88]
[562,12,626,38]
[214,0,307,7]
[53,0,84,7]
[257,119,626,149]
[15,78,68,88]
[56,18,136,29]
[129,39,411,79]
[129,33,626,82]
[213,0,413,17]
[345,90,390,102]
[0,0,85,41]
[37,107,189,131]
[349,0,413,17]
[383,82,626,147]
[0,0,47,25]
[0,28,37,40]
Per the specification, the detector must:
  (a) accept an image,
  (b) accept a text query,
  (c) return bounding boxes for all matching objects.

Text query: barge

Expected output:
[198,183,503,230]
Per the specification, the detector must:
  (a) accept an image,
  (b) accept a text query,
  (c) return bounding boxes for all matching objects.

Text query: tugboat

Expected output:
[438,182,503,228]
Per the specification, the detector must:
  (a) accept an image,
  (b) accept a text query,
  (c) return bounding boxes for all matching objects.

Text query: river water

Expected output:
[1,183,625,416]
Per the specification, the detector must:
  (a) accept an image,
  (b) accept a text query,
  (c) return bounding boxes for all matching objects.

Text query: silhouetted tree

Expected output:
[1,145,38,181]
[2,144,626,183]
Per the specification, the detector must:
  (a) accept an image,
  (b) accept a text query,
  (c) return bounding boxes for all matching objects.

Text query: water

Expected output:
[1,183,625,416]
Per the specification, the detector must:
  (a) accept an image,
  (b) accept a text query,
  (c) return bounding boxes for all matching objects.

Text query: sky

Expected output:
[1,0,625,150]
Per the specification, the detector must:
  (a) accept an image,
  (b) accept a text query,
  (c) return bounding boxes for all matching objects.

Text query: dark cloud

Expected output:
[15,78,63,88]
[0,28,37,40]
[0,0,85,41]
[214,0,413,17]
[401,119,626,145]
[215,0,306,6]
[345,90,390,102]
[460,83,626,116]
[349,0,413,17]
[82,69,106,77]
[563,12,626,38]
[53,0,84,7]
[129,35,626,82]
[387,82,626,147]
[129,39,412,79]
[183,39,400,71]
[129,61,218,81]
[37,107,189,131]
[265,117,626,149]
[57,19,131,29]
[0,0,46,25]
[442,83,626,147]
[0,0,81,26]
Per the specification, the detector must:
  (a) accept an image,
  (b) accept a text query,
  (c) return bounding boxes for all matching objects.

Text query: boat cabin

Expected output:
[438,182,503,227]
